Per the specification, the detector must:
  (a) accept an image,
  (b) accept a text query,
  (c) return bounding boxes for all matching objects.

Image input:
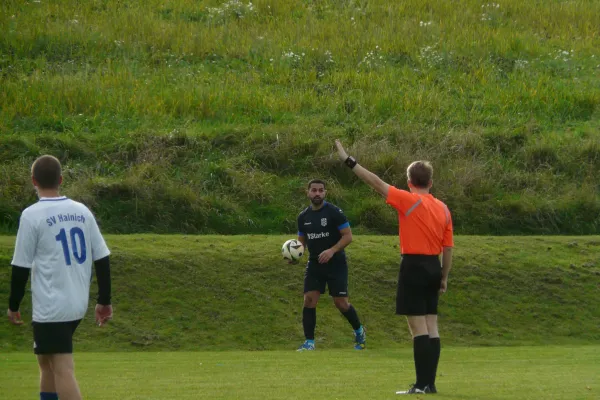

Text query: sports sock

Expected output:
[341,304,362,331]
[302,307,316,340]
[40,393,58,400]
[413,334,431,389]
[430,337,441,385]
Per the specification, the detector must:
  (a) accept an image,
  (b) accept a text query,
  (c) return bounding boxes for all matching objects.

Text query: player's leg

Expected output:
[396,257,432,395]
[49,354,82,400]
[37,320,82,400]
[424,259,443,393]
[329,265,365,348]
[299,262,324,350]
[426,315,440,393]
[37,355,58,400]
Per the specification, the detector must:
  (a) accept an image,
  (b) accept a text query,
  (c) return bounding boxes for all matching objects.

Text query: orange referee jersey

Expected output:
[386,186,453,255]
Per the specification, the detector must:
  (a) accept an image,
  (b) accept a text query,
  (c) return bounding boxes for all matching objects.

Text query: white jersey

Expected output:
[11,196,110,323]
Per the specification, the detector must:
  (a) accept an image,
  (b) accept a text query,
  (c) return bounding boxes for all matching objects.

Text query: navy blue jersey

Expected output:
[297,202,350,264]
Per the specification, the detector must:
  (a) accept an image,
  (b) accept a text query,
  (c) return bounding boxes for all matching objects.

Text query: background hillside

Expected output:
[1,235,599,351]
[1,0,600,235]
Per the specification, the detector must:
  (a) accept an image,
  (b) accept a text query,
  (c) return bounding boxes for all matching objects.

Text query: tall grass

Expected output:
[1,0,599,234]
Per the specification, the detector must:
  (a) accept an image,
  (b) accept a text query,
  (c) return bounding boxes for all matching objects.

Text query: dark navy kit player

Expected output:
[295,179,366,351]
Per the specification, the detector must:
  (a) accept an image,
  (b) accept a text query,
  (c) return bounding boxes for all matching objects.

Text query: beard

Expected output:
[310,196,324,206]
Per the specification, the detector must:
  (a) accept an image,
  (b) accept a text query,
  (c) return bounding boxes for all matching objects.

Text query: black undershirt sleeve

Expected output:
[9,265,30,312]
[94,256,112,305]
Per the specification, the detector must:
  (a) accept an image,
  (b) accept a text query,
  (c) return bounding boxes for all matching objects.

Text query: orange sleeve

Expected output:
[386,186,419,215]
[442,206,454,247]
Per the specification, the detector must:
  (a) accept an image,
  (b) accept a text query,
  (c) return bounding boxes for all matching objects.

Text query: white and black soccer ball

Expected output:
[282,239,304,262]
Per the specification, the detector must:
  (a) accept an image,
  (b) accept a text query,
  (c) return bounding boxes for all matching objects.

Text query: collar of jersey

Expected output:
[310,201,328,211]
[39,196,68,202]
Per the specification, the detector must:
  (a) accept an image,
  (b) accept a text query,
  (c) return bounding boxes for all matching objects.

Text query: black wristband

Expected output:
[344,156,357,169]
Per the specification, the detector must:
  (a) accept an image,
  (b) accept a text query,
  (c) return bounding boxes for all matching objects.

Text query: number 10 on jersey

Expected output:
[55,227,87,265]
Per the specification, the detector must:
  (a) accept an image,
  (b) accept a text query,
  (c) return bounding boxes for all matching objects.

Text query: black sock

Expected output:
[413,334,431,389]
[341,304,362,331]
[303,307,316,340]
[430,337,441,385]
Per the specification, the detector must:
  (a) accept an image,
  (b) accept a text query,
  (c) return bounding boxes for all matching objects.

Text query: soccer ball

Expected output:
[282,239,304,262]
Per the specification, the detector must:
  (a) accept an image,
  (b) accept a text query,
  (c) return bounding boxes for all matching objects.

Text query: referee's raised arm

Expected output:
[335,140,390,198]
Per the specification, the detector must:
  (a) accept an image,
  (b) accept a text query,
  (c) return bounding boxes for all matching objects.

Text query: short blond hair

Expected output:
[407,161,433,188]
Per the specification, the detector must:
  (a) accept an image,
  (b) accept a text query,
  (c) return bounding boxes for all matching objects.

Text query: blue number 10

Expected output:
[55,227,87,265]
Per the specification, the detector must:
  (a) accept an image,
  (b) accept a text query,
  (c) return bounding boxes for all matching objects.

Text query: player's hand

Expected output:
[318,249,335,264]
[7,309,24,325]
[95,304,113,327]
[439,279,448,294]
[335,139,349,161]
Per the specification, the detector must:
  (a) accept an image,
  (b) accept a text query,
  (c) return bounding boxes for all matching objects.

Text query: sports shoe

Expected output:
[395,384,432,395]
[354,326,366,350]
[428,383,437,394]
[297,340,315,351]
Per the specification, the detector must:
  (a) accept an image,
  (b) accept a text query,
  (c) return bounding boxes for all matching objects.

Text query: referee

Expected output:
[335,140,454,395]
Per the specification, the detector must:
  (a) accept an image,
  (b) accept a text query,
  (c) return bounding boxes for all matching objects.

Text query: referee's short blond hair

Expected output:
[407,161,433,188]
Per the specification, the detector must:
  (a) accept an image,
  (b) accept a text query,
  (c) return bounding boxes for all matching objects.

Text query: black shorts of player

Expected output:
[304,260,349,297]
[32,320,82,355]
[396,255,442,316]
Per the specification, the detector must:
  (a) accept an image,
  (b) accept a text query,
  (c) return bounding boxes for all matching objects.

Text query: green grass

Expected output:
[1,347,598,399]
[1,0,600,234]
[2,235,599,352]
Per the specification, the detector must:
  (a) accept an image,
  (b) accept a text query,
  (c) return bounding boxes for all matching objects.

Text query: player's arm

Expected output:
[94,255,112,326]
[318,227,352,264]
[7,214,35,325]
[440,247,453,293]
[290,214,307,264]
[88,211,113,326]
[335,140,390,198]
[7,266,30,325]
[331,226,352,253]
[440,208,454,293]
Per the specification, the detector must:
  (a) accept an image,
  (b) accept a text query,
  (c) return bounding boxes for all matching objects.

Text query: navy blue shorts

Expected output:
[304,261,349,297]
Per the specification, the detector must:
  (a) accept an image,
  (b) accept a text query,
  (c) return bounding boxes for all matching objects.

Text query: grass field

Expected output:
[1,347,598,399]
[2,235,599,352]
[1,0,599,235]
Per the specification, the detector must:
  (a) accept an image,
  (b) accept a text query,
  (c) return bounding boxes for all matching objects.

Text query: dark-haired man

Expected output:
[335,141,454,395]
[295,179,366,351]
[7,155,113,400]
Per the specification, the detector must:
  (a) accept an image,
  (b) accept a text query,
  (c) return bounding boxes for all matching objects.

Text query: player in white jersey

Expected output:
[7,155,113,400]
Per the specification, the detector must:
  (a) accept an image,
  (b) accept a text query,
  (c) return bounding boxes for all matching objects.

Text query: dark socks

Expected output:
[40,393,58,400]
[430,337,441,385]
[302,307,316,340]
[413,334,431,389]
[341,304,362,331]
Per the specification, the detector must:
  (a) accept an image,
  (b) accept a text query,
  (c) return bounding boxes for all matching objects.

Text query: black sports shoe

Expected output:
[396,384,432,395]
[428,383,437,394]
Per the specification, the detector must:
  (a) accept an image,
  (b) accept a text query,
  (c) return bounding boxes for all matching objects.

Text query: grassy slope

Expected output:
[1,235,599,352]
[1,347,599,400]
[1,0,600,235]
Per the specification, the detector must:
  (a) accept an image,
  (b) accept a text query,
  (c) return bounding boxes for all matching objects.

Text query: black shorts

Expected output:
[304,261,349,297]
[32,320,81,355]
[396,255,442,316]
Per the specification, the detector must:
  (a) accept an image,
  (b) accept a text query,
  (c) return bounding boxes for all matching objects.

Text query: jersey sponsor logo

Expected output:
[304,222,312,225]
[321,218,327,227]
[307,231,330,240]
